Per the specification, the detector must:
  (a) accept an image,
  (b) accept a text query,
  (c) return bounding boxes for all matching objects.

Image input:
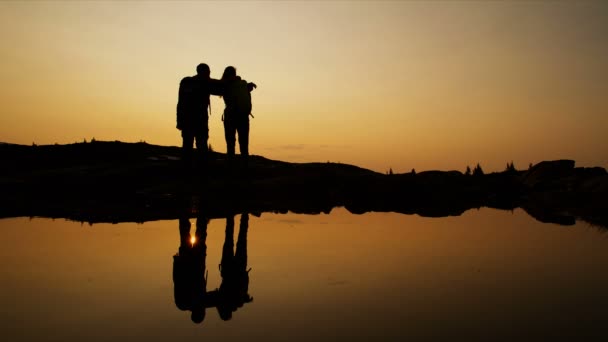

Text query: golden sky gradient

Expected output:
[1,1,606,172]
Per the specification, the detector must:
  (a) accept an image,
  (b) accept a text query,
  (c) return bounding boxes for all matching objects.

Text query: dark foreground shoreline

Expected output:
[1,141,606,228]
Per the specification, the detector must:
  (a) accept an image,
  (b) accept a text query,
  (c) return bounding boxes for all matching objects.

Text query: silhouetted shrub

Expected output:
[505,161,516,173]
[465,166,471,176]
[473,163,484,177]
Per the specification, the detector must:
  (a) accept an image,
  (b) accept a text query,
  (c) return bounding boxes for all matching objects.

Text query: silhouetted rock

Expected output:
[579,173,608,193]
[522,159,575,188]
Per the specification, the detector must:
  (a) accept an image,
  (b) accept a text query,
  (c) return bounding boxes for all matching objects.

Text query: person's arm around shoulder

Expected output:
[209,78,224,96]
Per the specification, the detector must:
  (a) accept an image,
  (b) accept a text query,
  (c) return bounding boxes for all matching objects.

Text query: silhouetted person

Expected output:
[217,213,253,320]
[221,66,256,166]
[173,213,211,324]
[176,63,222,168]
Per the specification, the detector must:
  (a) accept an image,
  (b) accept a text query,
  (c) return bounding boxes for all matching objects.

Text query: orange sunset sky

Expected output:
[1,1,606,173]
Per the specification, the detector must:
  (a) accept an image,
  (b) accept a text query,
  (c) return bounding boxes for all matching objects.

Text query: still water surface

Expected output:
[1,208,607,341]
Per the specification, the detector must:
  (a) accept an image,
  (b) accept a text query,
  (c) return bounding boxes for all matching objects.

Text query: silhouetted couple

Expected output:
[173,213,252,324]
[176,63,256,168]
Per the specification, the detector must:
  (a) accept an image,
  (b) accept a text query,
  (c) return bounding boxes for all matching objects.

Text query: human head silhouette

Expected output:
[222,66,237,81]
[191,308,206,324]
[218,306,233,321]
[196,63,210,78]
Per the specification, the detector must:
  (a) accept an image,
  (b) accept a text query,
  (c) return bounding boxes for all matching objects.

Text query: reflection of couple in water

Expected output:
[172,212,252,324]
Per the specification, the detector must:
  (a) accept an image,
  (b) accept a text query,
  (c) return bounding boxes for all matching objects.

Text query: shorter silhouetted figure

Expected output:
[176,63,222,169]
[216,213,253,320]
[173,213,211,324]
[221,66,256,166]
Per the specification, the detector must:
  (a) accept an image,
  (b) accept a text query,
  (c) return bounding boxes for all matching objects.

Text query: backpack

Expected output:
[224,78,252,117]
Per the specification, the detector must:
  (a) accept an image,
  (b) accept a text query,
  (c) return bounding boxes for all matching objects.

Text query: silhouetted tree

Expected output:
[505,161,516,173]
[529,163,533,170]
[473,163,484,177]
[388,168,393,175]
[411,168,416,175]
[465,166,471,176]
[208,143,214,153]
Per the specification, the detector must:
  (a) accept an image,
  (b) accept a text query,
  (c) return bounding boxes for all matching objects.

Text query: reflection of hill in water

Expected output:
[0,141,606,228]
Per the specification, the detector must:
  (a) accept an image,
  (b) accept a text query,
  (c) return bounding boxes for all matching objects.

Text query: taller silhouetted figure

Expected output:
[221,66,256,165]
[173,213,211,324]
[176,63,221,168]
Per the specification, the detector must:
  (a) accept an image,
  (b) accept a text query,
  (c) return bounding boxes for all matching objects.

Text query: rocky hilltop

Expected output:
[0,141,606,227]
